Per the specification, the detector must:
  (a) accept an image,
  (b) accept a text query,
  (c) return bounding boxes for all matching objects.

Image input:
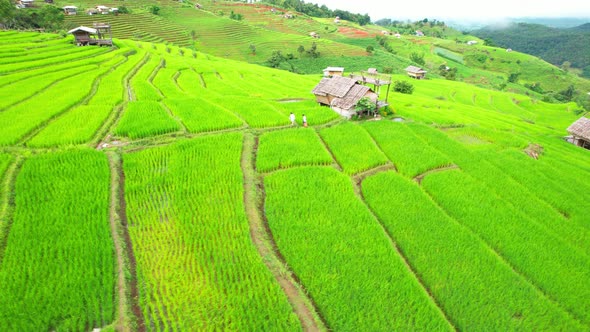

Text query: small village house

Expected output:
[312,76,379,118]
[323,67,344,77]
[334,16,340,24]
[310,31,320,39]
[405,65,427,79]
[415,30,424,37]
[394,32,401,38]
[95,5,110,14]
[566,116,590,149]
[19,0,34,8]
[467,40,478,45]
[68,24,112,46]
[62,5,77,15]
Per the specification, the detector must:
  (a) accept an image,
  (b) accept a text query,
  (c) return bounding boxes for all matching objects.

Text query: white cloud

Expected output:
[310,0,590,21]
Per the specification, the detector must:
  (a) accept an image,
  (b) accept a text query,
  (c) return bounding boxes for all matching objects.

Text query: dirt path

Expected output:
[0,156,24,266]
[107,152,145,332]
[241,133,327,332]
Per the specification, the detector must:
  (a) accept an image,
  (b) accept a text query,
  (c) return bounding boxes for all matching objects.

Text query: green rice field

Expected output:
[0,28,588,332]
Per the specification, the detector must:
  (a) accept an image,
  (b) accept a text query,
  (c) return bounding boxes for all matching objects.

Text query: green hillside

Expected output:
[473,22,590,78]
[1,28,590,331]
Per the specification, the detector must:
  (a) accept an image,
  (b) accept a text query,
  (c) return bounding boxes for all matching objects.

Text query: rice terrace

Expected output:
[0,0,589,331]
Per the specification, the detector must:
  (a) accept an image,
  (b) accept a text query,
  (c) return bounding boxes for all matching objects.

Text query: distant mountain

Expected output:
[509,17,590,28]
[472,23,590,78]
[570,23,590,31]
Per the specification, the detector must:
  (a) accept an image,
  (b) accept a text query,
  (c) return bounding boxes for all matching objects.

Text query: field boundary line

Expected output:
[352,163,397,182]
[106,152,135,332]
[113,152,145,332]
[0,156,24,267]
[160,101,187,134]
[360,122,395,163]
[0,67,93,112]
[241,133,327,332]
[0,47,112,76]
[148,58,165,100]
[172,71,183,92]
[95,52,150,148]
[314,128,343,172]
[352,174,458,331]
[414,164,459,184]
[18,57,127,147]
[418,176,587,326]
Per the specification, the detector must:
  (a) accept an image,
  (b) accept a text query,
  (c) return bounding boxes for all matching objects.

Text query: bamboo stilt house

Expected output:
[567,116,590,149]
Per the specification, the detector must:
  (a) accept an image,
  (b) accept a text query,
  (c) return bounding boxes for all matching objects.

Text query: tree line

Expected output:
[263,0,371,26]
[472,23,590,78]
[0,0,64,30]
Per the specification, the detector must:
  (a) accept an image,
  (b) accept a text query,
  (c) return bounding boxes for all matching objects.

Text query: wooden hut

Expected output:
[323,67,344,77]
[312,76,379,118]
[63,5,77,15]
[405,65,427,79]
[567,116,590,149]
[68,24,112,46]
[68,26,96,45]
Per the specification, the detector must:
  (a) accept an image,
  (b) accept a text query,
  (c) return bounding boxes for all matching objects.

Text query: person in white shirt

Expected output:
[289,112,296,126]
[302,114,307,127]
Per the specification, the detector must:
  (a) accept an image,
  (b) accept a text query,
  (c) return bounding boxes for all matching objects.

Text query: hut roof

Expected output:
[331,84,371,110]
[312,76,357,98]
[62,5,76,9]
[324,66,344,73]
[567,116,590,141]
[68,26,96,34]
[405,65,427,74]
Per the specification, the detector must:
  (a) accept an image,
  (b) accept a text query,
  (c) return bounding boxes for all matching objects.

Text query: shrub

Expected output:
[393,80,414,94]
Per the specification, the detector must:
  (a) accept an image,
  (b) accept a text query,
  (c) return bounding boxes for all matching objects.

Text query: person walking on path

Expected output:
[290,112,296,126]
[302,114,308,127]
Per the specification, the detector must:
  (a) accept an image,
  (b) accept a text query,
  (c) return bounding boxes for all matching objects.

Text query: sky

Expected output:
[310,0,590,21]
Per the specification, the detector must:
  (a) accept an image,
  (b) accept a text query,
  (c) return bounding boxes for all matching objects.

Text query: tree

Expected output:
[507,72,520,83]
[355,97,376,115]
[393,80,414,94]
[557,84,576,102]
[483,38,495,46]
[366,45,374,53]
[118,6,130,14]
[306,42,320,58]
[150,5,160,15]
[249,44,256,55]
[410,52,425,66]
[297,45,305,57]
[266,50,285,68]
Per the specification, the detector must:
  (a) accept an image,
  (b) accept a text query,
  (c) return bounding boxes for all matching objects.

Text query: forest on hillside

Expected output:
[473,23,590,78]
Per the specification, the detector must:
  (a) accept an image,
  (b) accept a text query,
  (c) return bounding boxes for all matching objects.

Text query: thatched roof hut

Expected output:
[312,76,378,118]
[567,116,590,149]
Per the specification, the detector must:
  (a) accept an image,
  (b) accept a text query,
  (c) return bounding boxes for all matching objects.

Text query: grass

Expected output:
[123,133,300,330]
[256,128,333,172]
[362,171,585,330]
[319,121,388,174]
[265,167,453,331]
[0,149,114,331]
[115,101,181,139]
